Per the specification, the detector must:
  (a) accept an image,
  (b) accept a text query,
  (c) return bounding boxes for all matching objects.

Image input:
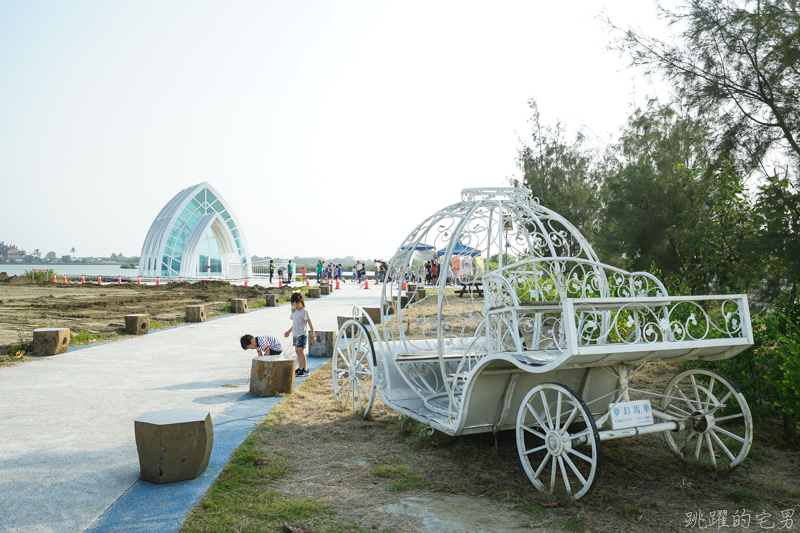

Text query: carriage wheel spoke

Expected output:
[523,444,547,456]
[540,390,554,429]
[705,434,717,468]
[521,425,547,440]
[690,375,701,405]
[693,431,703,459]
[713,425,745,443]
[710,430,737,461]
[555,391,563,431]
[563,454,588,486]
[533,452,551,480]
[714,412,743,422]
[356,375,371,398]
[566,447,592,464]
[526,403,547,430]
[561,405,579,429]
[549,456,557,493]
[558,456,572,495]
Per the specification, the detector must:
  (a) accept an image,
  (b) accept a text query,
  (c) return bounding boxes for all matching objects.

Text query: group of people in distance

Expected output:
[264,258,389,285]
[423,260,440,285]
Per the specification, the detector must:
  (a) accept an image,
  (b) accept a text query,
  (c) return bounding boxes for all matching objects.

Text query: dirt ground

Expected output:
[184,358,800,533]
[0,273,291,358]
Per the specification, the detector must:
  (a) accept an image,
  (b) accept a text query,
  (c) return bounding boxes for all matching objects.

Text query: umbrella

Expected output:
[437,243,481,257]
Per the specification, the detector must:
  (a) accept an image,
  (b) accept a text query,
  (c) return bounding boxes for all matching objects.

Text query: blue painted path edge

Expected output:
[85,356,327,533]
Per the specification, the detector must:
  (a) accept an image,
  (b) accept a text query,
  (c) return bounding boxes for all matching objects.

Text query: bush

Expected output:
[22,269,55,282]
[689,295,800,435]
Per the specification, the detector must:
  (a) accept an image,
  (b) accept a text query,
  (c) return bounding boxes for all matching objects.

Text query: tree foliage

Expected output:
[610,0,800,171]
[512,100,601,241]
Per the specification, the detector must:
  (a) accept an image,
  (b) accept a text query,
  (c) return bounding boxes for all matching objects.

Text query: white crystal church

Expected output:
[138,183,252,280]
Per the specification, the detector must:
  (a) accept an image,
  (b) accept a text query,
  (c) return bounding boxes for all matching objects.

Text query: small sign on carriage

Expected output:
[609,399,654,430]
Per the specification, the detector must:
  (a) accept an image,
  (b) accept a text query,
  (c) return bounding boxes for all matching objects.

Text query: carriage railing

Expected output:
[483,295,752,359]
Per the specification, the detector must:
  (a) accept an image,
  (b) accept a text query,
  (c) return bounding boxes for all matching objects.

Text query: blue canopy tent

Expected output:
[437,243,481,257]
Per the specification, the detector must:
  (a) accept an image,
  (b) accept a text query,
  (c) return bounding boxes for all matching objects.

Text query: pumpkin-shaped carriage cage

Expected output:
[333,187,754,500]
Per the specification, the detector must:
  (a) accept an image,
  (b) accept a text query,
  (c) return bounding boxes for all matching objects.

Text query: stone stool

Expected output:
[124,314,149,335]
[308,330,334,358]
[416,288,427,300]
[361,306,382,325]
[134,408,213,484]
[185,305,206,322]
[231,298,249,313]
[265,294,280,307]
[320,285,331,295]
[33,328,70,356]
[308,287,321,298]
[337,316,357,336]
[249,355,296,397]
[406,283,417,293]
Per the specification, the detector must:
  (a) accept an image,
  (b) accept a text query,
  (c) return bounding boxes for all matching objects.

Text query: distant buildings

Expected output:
[0,242,26,262]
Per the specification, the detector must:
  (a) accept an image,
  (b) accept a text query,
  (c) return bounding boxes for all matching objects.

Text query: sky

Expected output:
[0,0,671,261]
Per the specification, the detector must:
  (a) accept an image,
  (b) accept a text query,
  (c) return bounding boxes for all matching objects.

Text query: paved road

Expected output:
[0,283,381,533]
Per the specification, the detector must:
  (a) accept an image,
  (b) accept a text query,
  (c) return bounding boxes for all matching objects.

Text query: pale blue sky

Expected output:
[0,1,667,260]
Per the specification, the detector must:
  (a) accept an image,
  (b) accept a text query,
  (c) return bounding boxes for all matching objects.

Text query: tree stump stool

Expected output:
[134,408,213,484]
[401,295,410,308]
[415,288,427,300]
[308,330,334,358]
[124,314,149,335]
[406,283,417,293]
[320,285,331,295]
[361,306,382,324]
[382,302,396,316]
[33,328,70,356]
[265,294,280,307]
[308,287,321,298]
[249,355,296,397]
[231,298,249,313]
[337,316,357,336]
[185,305,206,322]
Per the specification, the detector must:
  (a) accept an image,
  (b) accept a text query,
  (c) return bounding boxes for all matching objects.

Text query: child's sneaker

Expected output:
[294,367,304,376]
[299,368,310,377]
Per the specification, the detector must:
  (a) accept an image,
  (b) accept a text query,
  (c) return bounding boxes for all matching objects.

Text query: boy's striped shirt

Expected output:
[256,334,282,353]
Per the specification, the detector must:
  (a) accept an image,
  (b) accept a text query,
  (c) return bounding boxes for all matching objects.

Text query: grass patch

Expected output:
[71,330,102,344]
[150,318,183,330]
[251,299,266,309]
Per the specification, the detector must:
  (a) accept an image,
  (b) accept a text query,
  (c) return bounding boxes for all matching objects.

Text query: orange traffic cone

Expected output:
[279,278,283,288]
[402,281,407,290]
[81,275,85,284]
[364,280,369,289]
[335,280,340,289]
[98,276,102,285]
[244,277,248,287]
[52,273,56,283]
[156,276,160,286]
[306,279,309,287]
[137,276,141,285]
[179,276,183,283]
[62,273,67,283]
[117,275,122,285]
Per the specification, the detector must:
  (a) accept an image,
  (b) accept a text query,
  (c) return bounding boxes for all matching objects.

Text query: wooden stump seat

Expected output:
[308,330,334,358]
[265,294,280,307]
[33,328,70,356]
[124,314,149,335]
[249,355,296,397]
[231,298,249,313]
[185,305,206,323]
[308,287,321,298]
[134,408,213,484]
[320,285,331,295]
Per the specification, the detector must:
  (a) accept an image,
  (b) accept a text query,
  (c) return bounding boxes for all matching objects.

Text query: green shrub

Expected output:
[22,269,55,282]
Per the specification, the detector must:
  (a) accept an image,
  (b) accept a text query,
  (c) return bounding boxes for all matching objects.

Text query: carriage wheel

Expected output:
[516,383,601,500]
[332,319,376,418]
[661,369,753,469]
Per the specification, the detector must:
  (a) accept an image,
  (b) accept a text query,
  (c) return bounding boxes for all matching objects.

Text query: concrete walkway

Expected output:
[0,283,381,533]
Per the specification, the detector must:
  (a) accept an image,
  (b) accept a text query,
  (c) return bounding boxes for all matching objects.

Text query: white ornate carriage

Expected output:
[333,187,754,500]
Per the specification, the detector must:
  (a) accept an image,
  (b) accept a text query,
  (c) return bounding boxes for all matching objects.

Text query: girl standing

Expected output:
[284,293,315,376]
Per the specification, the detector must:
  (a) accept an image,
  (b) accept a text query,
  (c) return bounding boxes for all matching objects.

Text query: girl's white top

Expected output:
[290,308,310,337]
